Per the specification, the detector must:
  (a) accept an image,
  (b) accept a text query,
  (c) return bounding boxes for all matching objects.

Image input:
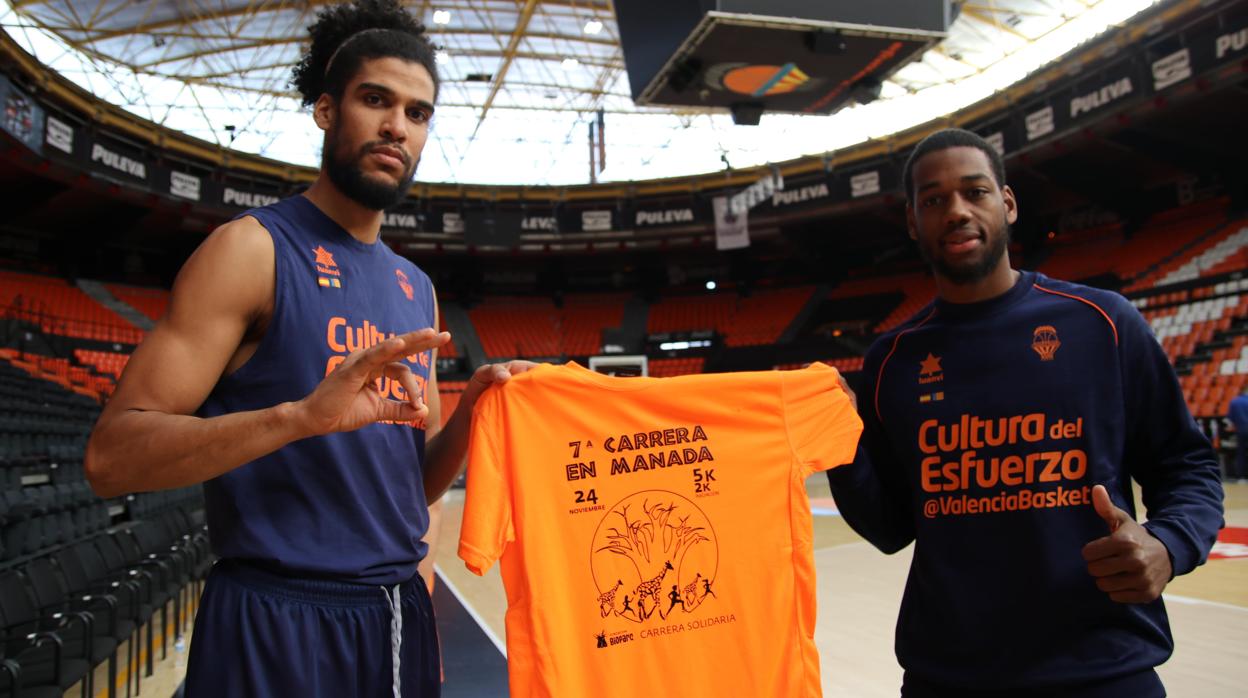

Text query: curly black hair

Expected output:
[290,0,439,107]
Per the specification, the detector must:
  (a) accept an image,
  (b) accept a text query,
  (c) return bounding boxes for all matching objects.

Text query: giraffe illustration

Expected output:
[632,560,673,620]
[682,573,704,608]
[597,580,624,618]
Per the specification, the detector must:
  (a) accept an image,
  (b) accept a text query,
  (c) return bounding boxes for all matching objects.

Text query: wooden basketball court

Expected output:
[131,480,1247,697]
[427,479,1248,697]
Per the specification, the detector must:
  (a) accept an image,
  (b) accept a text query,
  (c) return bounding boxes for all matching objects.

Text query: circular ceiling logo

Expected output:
[705,62,821,97]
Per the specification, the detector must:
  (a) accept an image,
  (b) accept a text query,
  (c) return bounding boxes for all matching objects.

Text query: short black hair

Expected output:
[903,128,1006,203]
[291,0,439,108]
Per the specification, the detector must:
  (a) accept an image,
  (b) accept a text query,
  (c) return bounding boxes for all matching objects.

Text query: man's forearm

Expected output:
[422,400,474,503]
[86,402,311,498]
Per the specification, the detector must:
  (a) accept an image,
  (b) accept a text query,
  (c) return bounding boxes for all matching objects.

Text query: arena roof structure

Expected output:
[1,0,1164,185]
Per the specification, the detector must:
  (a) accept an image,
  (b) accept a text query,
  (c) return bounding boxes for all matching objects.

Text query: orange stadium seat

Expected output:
[1120,198,1234,291]
[560,293,627,356]
[438,309,458,359]
[469,297,561,359]
[1038,223,1126,282]
[827,273,936,333]
[0,271,145,345]
[73,349,130,381]
[106,284,170,322]
[437,380,468,428]
[648,357,705,377]
[468,295,629,359]
[647,287,813,346]
[773,358,865,373]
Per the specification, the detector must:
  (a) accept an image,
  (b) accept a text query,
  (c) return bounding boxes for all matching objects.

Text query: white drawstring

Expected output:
[383,584,403,698]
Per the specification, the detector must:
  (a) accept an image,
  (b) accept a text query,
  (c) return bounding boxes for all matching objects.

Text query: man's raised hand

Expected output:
[295,329,450,436]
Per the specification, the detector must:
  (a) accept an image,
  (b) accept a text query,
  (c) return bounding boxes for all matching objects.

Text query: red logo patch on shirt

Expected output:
[395,269,414,301]
[919,353,943,384]
[1032,325,1061,361]
[313,246,341,288]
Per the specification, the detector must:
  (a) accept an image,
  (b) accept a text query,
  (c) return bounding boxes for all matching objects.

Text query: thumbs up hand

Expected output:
[1081,485,1173,604]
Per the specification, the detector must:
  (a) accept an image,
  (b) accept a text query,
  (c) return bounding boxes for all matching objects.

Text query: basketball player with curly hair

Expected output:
[85,1,528,695]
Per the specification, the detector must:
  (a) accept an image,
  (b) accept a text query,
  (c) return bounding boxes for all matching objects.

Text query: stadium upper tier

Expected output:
[3,195,1245,424]
[0,0,1240,245]
[0,0,1191,186]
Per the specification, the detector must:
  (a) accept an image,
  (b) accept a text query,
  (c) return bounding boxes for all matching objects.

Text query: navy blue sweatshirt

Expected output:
[827,271,1224,692]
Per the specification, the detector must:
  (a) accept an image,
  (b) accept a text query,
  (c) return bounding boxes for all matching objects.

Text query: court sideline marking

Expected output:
[435,563,508,657]
[1164,593,1248,613]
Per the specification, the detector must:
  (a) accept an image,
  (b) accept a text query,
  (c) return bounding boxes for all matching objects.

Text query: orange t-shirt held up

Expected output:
[459,362,862,698]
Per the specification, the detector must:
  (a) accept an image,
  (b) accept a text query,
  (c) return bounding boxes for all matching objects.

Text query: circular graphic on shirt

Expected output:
[589,490,719,624]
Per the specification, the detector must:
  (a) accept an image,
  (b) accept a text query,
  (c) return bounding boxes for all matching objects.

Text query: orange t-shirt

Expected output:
[459,362,862,698]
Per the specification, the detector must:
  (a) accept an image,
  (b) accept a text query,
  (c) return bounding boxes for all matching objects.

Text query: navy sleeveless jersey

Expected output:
[198,195,436,585]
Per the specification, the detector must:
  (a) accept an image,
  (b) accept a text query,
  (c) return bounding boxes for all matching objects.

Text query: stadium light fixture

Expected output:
[433,10,451,25]
[561,58,580,70]
[584,20,603,35]
[705,281,717,290]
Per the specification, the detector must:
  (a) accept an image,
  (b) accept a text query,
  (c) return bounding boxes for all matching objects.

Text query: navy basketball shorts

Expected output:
[184,560,440,697]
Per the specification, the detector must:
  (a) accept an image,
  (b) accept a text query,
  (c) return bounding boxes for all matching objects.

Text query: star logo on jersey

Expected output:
[314,245,342,289]
[395,269,414,301]
[1032,325,1061,361]
[918,353,943,385]
[313,246,339,274]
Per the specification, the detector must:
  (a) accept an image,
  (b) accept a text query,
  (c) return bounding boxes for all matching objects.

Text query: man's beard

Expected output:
[918,218,1010,285]
[323,127,416,211]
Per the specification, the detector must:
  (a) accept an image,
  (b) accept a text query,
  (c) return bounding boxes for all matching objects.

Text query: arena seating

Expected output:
[1132,276,1248,418]
[437,381,467,428]
[1040,204,1227,289]
[1142,291,1245,361]
[1118,199,1233,291]
[105,284,170,323]
[438,309,458,359]
[647,293,734,335]
[2,349,115,401]
[775,357,866,374]
[648,357,705,377]
[0,348,211,698]
[73,350,129,384]
[469,297,561,359]
[0,271,143,345]
[1037,223,1126,282]
[825,273,935,333]
[3,198,1246,417]
[560,293,628,356]
[647,286,813,346]
[468,294,629,359]
[1143,222,1248,289]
